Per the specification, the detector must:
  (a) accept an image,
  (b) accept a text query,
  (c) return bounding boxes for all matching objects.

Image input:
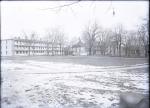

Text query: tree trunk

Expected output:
[89,48,92,55]
[29,46,30,56]
[47,43,49,56]
[60,44,61,56]
[52,44,54,56]
[145,45,148,57]
[119,44,121,57]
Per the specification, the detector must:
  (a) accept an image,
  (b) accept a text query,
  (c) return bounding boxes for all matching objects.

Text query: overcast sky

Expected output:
[1,1,149,40]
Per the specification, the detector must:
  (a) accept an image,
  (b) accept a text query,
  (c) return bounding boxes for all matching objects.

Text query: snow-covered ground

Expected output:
[1,58,149,108]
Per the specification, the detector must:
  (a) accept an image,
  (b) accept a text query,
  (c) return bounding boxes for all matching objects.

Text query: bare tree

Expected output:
[55,30,67,56]
[45,29,56,56]
[45,28,66,56]
[22,31,37,56]
[123,31,140,57]
[96,29,112,56]
[113,24,125,57]
[123,32,131,57]
[138,19,149,57]
[107,30,117,56]
[82,22,100,55]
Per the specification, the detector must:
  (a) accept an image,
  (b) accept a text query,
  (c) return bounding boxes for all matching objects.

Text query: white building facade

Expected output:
[1,38,64,56]
[1,39,14,56]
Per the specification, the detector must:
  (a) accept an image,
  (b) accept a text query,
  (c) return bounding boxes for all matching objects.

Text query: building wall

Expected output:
[1,39,14,56]
[1,39,64,56]
[13,39,49,56]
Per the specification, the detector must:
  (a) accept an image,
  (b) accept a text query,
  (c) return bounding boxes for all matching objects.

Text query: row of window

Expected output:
[15,41,49,45]
[15,50,62,54]
[15,46,48,49]
[14,42,59,47]
[15,45,54,47]
[16,51,47,54]
[15,46,60,49]
[15,43,51,47]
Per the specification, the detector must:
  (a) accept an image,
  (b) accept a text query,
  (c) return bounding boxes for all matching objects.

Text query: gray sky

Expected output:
[1,1,149,40]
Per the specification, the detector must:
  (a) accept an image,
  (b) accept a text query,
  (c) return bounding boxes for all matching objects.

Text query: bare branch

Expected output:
[105,0,112,13]
[40,1,81,10]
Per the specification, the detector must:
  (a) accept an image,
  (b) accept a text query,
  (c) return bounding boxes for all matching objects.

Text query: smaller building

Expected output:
[72,39,87,56]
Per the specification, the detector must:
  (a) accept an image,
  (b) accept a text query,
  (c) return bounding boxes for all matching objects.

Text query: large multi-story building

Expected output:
[1,38,64,56]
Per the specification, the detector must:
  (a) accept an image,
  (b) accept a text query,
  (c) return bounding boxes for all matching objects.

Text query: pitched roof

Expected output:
[72,38,84,48]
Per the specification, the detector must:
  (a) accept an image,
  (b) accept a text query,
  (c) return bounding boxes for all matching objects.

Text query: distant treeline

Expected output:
[16,18,149,57]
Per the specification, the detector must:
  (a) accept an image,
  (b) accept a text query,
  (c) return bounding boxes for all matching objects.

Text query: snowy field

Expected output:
[1,56,149,108]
